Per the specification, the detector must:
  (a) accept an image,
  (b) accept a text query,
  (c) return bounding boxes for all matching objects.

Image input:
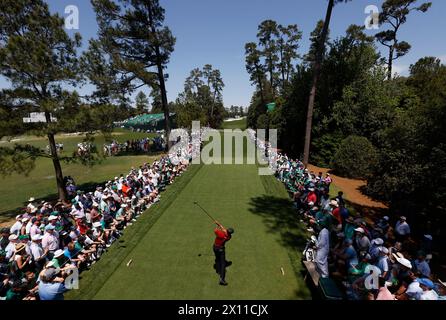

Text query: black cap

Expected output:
[227,228,234,235]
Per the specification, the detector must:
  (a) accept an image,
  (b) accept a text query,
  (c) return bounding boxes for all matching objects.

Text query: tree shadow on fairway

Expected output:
[248,195,307,249]
[248,195,311,299]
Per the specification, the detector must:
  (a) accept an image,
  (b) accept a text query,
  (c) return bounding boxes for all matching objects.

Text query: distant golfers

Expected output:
[213,221,234,286]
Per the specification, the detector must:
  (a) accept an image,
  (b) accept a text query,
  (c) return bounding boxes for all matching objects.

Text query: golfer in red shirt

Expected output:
[213,221,234,286]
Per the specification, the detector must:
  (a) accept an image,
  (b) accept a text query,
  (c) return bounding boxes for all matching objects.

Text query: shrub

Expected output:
[331,135,377,179]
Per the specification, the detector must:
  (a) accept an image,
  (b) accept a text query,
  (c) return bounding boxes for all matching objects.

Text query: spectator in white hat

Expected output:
[41,225,59,257]
[375,247,390,279]
[354,227,370,254]
[369,238,384,261]
[30,234,47,271]
[395,216,411,242]
[10,215,22,236]
[5,234,18,260]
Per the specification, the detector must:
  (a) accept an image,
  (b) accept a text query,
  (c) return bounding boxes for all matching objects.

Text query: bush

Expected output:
[331,135,377,179]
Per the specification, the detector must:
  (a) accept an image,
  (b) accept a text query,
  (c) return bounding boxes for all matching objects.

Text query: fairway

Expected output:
[68,132,310,300]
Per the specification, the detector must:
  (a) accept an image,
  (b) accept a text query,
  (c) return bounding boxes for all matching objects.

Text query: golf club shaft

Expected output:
[194,202,217,222]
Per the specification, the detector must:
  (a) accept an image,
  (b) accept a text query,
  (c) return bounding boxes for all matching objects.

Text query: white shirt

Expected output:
[419,289,438,301]
[25,221,33,234]
[30,225,41,238]
[406,281,423,300]
[5,242,15,260]
[41,232,59,251]
[30,242,44,261]
[10,221,22,235]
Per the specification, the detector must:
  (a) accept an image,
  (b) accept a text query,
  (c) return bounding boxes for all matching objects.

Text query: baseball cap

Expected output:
[48,216,58,221]
[42,268,58,281]
[8,234,18,241]
[418,278,435,289]
[45,224,55,231]
[31,234,43,241]
[354,227,365,233]
[93,222,102,228]
[372,238,384,246]
[227,228,234,235]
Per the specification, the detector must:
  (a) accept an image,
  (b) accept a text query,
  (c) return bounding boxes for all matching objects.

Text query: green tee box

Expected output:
[318,278,344,300]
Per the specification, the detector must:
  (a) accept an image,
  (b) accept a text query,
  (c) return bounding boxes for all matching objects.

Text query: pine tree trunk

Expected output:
[45,112,67,201]
[147,1,171,150]
[303,0,334,166]
[387,46,394,80]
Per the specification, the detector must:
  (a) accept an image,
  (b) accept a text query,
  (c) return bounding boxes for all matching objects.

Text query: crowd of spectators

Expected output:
[103,136,166,156]
[0,128,207,300]
[248,129,444,300]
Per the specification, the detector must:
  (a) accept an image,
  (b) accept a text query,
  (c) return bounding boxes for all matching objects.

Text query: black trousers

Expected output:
[213,245,227,281]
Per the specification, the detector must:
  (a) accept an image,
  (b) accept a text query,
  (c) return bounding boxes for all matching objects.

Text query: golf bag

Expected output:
[302,235,318,262]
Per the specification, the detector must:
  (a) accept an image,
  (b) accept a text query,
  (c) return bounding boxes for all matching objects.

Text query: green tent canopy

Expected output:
[121,113,176,131]
[266,102,276,113]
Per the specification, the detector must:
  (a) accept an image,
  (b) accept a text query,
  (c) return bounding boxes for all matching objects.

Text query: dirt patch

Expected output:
[308,164,388,221]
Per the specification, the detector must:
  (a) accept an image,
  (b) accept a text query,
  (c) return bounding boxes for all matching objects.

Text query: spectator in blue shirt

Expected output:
[38,268,67,301]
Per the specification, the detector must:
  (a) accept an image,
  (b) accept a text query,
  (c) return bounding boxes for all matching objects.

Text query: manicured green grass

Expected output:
[0,130,160,224]
[221,118,247,130]
[68,131,310,300]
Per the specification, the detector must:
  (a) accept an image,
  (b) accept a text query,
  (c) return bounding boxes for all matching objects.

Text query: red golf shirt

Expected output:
[214,228,231,248]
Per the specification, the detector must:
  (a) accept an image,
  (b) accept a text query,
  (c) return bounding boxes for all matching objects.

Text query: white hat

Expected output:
[92,202,99,207]
[396,257,412,269]
[424,234,433,240]
[308,188,315,192]
[15,215,22,220]
[372,238,384,246]
[400,216,407,221]
[308,202,314,206]
[28,197,35,202]
[54,249,64,258]
[330,200,339,207]
[93,222,102,228]
[121,204,128,208]
[383,216,390,221]
[48,216,58,221]
[354,227,365,233]
[31,234,43,241]
[22,217,29,222]
[8,234,18,241]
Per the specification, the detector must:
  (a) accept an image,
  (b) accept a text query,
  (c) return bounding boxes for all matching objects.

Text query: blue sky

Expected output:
[1,0,445,108]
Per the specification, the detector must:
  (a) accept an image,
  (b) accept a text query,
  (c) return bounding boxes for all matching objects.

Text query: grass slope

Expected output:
[0,130,160,224]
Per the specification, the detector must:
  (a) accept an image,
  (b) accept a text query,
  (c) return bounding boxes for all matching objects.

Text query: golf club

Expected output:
[193,201,217,223]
